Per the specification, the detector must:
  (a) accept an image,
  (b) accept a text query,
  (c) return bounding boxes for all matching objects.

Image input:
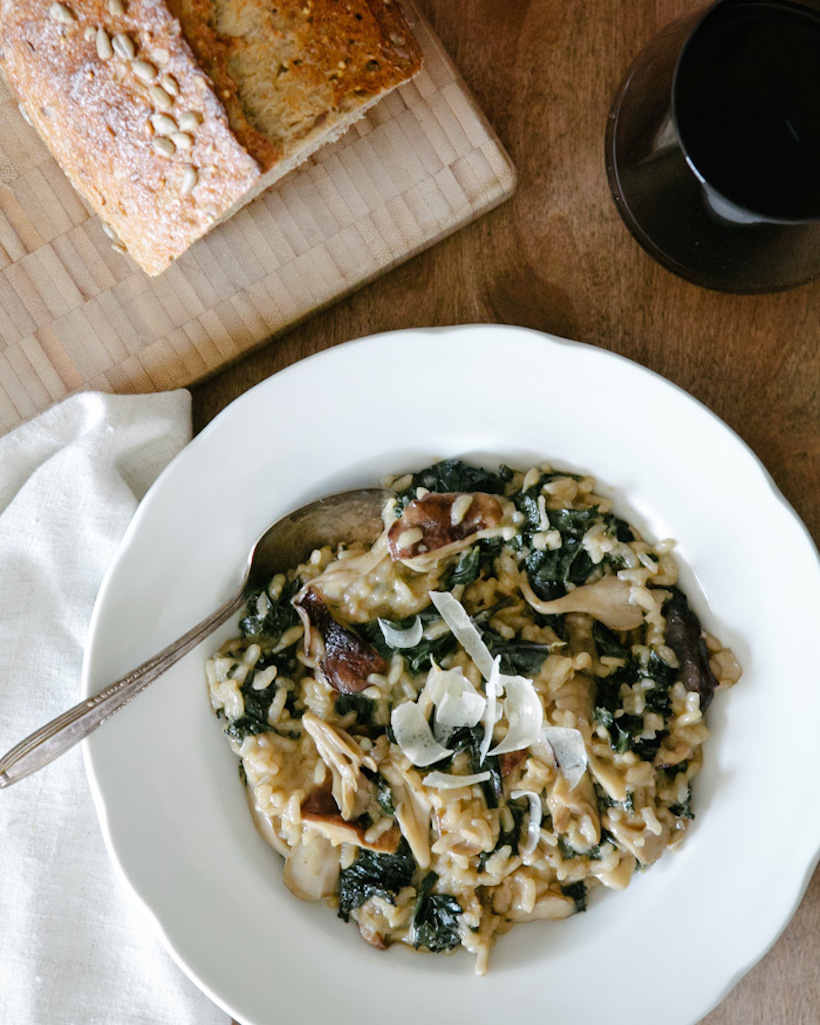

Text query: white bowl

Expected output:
[83,325,820,1025]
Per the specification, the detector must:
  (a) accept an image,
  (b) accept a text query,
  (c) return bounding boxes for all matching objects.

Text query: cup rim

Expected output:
[671,0,820,225]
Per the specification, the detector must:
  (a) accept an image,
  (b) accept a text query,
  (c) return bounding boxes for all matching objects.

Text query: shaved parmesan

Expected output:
[378,616,424,649]
[480,655,503,764]
[391,702,452,767]
[488,675,544,756]
[430,591,495,680]
[511,789,543,856]
[422,770,492,789]
[541,726,588,790]
[426,667,485,728]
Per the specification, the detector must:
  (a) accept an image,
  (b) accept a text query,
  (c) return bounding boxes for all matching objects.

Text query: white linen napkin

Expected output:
[0,391,227,1025]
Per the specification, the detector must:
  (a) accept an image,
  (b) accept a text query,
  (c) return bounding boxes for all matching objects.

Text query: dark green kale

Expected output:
[334,693,378,729]
[221,658,301,744]
[238,578,301,641]
[410,872,463,952]
[483,631,552,677]
[592,621,631,660]
[592,628,677,761]
[337,839,416,921]
[523,542,596,602]
[519,502,601,602]
[443,724,503,808]
[606,514,636,543]
[510,469,584,535]
[557,835,581,860]
[443,546,481,588]
[558,831,615,862]
[561,881,588,913]
[518,499,637,599]
[478,798,526,870]
[596,787,635,814]
[359,606,459,675]
[373,773,395,815]
[670,784,695,820]
[393,459,511,513]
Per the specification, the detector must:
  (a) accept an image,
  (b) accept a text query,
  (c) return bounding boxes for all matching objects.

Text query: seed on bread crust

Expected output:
[96,27,113,59]
[48,3,76,25]
[180,165,198,194]
[149,84,173,110]
[150,112,177,136]
[151,136,176,157]
[112,32,135,59]
[132,59,157,83]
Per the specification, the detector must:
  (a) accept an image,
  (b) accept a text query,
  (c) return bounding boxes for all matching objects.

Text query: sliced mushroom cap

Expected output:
[605,813,669,867]
[282,834,341,901]
[521,573,644,632]
[302,711,376,821]
[498,749,527,777]
[387,491,507,561]
[295,587,387,693]
[379,760,432,870]
[662,586,719,710]
[301,780,401,853]
[507,892,576,923]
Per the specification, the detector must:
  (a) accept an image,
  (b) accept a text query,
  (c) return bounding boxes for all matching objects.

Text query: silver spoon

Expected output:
[0,486,393,789]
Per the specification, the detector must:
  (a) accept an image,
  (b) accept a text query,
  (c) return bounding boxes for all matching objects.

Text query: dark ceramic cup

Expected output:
[605,0,820,293]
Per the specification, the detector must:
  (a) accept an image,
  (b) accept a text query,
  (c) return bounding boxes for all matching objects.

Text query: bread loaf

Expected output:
[0,0,422,275]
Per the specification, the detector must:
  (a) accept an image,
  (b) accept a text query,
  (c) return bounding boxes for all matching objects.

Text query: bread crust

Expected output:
[166,0,423,170]
[0,0,422,275]
[0,0,263,275]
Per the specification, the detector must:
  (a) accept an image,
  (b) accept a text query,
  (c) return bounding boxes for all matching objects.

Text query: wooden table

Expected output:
[191,2,820,1023]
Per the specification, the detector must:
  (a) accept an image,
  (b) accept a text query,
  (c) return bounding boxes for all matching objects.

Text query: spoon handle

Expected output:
[0,587,246,789]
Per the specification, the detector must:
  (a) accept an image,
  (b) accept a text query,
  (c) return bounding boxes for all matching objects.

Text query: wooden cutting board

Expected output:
[0,2,516,434]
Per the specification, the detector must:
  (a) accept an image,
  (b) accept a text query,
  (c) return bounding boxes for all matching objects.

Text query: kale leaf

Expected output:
[334,693,377,729]
[410,872,463,952]
[592,626,677,760]
[484,633,552,677]
[444,724,503,808]
[394,459,511,511]
[523,542,596,601]
[337,839,416,921]
[478,799,526,870]
[561,881,588,913]
[444,547,481,588]
[670,784,695,820]
[238,578,301,642]
[359,606,458,675]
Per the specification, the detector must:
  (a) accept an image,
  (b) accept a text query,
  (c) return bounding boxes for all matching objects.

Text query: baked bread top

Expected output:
[0,0,422,275]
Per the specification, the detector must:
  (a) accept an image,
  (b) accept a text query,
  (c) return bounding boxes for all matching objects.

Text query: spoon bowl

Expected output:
[0,486,393,788]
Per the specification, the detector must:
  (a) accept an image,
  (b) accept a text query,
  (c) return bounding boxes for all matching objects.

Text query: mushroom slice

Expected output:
[521,573,644,631]
[605,814,669,867]
[282,834,341,901]
[301,781,400,853]
[379,760,432,870]
[507,892,576,923]
[302,711,376,821]
[387,491,510,564]
[662,586,719,710]
[295,587,387,693]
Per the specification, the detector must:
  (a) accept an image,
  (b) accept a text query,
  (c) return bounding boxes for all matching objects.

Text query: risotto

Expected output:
[206,459,741,973]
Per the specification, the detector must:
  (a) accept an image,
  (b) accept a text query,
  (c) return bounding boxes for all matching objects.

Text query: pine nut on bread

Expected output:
[0,0,422,275]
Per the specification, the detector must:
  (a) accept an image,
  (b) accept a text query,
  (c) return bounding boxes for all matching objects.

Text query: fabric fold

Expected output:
[0,391,227,1025]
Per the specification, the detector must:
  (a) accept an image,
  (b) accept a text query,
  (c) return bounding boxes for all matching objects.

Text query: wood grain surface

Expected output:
[193,3,820,1024]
